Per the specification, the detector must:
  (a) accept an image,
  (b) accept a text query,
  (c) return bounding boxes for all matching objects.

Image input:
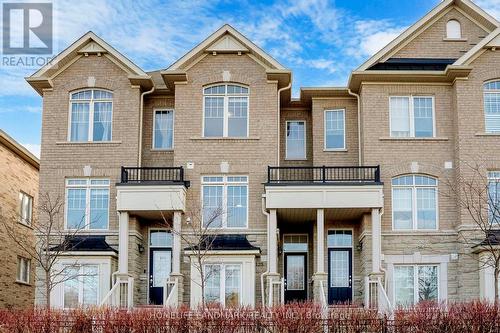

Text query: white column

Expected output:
[269,209,278,274]
[371,208,381,273]
[118,211,129,274]
[172,211,182,274]
[316,209,325,274]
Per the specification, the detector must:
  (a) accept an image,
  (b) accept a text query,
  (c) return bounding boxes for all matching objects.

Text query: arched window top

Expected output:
[71,89,113,100]
[392,175,437,186]
[484,81,500,91]
[203,84,248,95]
[446,20,462,39]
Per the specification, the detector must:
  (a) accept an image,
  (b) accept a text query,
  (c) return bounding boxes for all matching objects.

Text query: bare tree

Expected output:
[442,158,500,300]
[1,192,94,308]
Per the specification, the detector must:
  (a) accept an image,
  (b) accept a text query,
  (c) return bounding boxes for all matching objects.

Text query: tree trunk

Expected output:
[495,267,499,304]
[45,270,51,309]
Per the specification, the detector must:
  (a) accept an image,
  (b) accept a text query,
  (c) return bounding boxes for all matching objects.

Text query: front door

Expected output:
[328,248,352,304]
[149,248,172,305]
[284,253,307,303]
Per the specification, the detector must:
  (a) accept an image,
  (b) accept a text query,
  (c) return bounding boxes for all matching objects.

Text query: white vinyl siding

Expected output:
[153,110,174,149]
[203,84,248,137]
[325,110,345,150]
[392,175,438,230]
[390,96,434,138]
[66,179,110,230]
[484,81,500,133]
[69,89,113,142]
[394,265,439,306]
[286,121,306,159]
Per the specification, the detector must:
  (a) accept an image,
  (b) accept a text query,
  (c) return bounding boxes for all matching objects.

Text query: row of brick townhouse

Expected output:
[26,0,500,309]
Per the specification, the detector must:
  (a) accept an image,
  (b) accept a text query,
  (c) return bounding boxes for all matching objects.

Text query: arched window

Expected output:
[484,81,500,133]
[392,175,438,230]
[69,89,113,142]
[203,84,249,137]
[446,20,461,39]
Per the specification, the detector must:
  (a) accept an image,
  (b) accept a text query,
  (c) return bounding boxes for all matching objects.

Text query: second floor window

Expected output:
[202,176,248,228]
[69,89,113,142]
[286,121,306,159]
[19,192,33,225]
[488,171,500,224]
[325,109,345,150]
[390,96,434,138]
[66,178,109,230]
[153,109,174,149]
[203,84,248,137]
[484,81,500,133]
[17,257,30,284]
[392,175,438,230]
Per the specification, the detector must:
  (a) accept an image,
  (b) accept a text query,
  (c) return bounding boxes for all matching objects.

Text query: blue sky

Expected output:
[1,0,499,157]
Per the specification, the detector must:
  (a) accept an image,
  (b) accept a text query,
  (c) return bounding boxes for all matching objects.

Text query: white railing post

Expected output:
[280,278,285,304]
[268,278,274,307]
[364,276,370,308]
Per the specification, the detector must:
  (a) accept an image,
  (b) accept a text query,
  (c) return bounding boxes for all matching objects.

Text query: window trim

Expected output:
[202,83,250,138]
[19,191,33,226]
[324,109,346,151]
[152,108,175,150]
[285,120,307,160]
[389,95,436,138]
[445,19,462,39]
[64,178,110,231]
[483,80,500,133]
[203,262,243,307]
[16,256,30,284]
[201,175,249,229]
[488,171,500,224]
[63,264,100,309]
[393,264,440,306]
[391,174,439,231]
[67,89,113,142]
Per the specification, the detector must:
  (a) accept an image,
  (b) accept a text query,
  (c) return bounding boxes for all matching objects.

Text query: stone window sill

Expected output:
[190,137,260,142]
[15,280,31,286]
[442,38,468,42]
[475,132,500,137]
[379,137,449,142]
[323,149,348,152]
[56,141,122,146]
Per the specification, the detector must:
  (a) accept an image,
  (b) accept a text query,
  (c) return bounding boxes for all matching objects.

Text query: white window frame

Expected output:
[202,84,249,138]
[203,262,243,307]
[19,191,33,226]
[65,178,110,230]
[391,175,439,231]
[201,175,248,229]
[389,96,436,138]
[16,256,30,284]
[324,109,346,151]
[62,264,100,309]
[483,81,500,133]
[285,120,307,160]
[446,20,462,39]
[393,264,440,306]
[67,89,113,142]
[152,109,175,150]
[488,171,500,224]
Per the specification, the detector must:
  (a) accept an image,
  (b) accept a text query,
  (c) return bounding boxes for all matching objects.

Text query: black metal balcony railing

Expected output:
[267,166,381,184]
[120,167,189,186]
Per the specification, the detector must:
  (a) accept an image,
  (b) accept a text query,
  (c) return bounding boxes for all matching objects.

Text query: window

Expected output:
[394,265,439,306]
[488,171,500,224]
[63,265,99,308]
[19,192,33,225]
[392,175,438,230]
[204,263,241,307]
[202,176,248,228]
[483,81,500,133]
[203,84,248,137]
[325,110,345,150]
[66,179,110,230]
[446,20,461,39]
[286,121,306,159]
[153,110,174,149]
[390,96,434,137]
[17,257,30,283]
[69,89,113,142]
[328,230,353,247]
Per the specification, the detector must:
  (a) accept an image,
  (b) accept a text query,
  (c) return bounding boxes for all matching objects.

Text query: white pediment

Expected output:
[487,34,500,48]
[78,41,108,54]
[206,34,249,53]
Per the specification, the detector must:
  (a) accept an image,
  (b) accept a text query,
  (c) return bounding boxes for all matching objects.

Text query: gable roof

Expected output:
[455,27,500,65]
[26,31,152,95]
[0,129,39,169]
[356,0,499,72]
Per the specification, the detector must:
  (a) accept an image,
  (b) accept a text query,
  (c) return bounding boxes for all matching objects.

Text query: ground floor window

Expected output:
[204,263,242,307]
[394,265,438,306]
[63,265,99,308]
[17,257,30,283]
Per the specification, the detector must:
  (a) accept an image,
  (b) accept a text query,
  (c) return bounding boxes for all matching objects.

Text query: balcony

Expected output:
[116,167,188,214]
[267,166,381,185]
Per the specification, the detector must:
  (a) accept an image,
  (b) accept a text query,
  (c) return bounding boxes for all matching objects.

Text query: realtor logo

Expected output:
[2,2,53,54]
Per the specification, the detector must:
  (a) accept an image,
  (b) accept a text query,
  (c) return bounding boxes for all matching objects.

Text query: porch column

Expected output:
[371,208,381,273]
[268,209,278,274]
[316,209,325,274]
[118,211,129,274]
[172,211,182,274]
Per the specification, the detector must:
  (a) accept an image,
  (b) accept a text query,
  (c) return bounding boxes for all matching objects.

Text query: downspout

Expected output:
[138,86,155,167]
[261,195,270,306]
[277,80,292,166]
[348,89,361,166]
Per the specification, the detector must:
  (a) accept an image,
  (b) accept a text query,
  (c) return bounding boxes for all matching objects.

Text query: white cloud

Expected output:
[475,0,500,20]
[0,105,40,113]
[21,143,40,158]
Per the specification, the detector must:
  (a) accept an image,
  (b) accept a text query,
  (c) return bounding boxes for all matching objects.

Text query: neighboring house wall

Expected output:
[0,131,38,308]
